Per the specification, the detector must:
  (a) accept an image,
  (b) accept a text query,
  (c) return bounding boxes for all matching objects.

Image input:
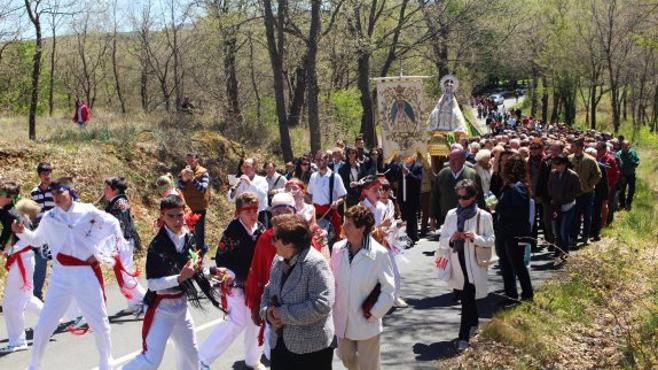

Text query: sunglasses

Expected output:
[458,195,474,200]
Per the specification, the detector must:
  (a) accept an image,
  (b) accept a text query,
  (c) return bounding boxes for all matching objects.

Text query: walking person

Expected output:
[437,179,495,351]
[227,157,269,227]
[568,138,602,244]
[199,192,266,370]
[331,205,395,370]
[260,214,335,370]
[103,177,146,314]
[11,177,125,370]
[548,154,582,262]
[0,182,44,354]
[30,162,55,301]
[617,140,640,210]
[495,154,534,301]
[123,194,222,370]
[72,98,90,128]
[178,153,211,254]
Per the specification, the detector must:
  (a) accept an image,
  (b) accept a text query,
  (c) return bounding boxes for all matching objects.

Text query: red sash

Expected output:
[112,255,141,300]
[141,292,185,353]
[4,246,33,290]
[56,253,106,303]
[314,204,343,240]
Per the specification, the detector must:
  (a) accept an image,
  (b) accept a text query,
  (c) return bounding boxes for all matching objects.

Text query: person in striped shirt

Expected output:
[30,162,54,301]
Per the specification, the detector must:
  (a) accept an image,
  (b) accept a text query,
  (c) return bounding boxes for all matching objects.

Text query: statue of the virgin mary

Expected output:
[426,75,466,133]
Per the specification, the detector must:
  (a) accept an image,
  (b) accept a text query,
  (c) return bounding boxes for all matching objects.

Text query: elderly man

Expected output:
[617,140,640,210]
[430,148,484,230]
[568,139,602,244]
[228,158,269,226]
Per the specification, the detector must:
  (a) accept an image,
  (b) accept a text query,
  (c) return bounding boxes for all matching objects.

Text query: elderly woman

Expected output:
[331,205,395,370]
[260,214,335,369]
[474,149,492,194]
[438,179,495,352]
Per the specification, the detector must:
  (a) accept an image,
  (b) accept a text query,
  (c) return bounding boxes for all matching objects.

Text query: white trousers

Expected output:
[198,288,262,367]
[118,239,146,309]
[28,265,112,370]
[388,250,401,300]
[123,297,199,370]
[2,251,44,346]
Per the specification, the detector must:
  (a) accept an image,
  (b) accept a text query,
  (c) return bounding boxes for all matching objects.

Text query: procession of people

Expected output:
[0,95,642,370]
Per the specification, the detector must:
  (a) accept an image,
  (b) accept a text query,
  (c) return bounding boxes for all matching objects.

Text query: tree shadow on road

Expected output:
[406,292,459,310]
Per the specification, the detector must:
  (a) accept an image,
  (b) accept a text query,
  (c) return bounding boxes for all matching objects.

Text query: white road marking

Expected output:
[91,317,225,370]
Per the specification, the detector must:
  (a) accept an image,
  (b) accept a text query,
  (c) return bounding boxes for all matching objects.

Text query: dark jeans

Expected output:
[591,198,605,239]
[33,249,48,300]
[503,237,534,300]
[553,205,576,256]
[457,248,478,341]
[193,210,208,256]
[270,339,333,370]
[401,202,419,242]
[572,192,594,241]
[495,234,515,299]
[607,190,619,225]
[420,192,431,234]
[619,174,636,209]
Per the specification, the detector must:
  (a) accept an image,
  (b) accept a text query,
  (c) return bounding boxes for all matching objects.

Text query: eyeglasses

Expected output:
[458,195,474,200]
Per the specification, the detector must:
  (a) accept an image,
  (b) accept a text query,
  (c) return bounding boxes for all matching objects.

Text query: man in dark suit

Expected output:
[399,152,423,244]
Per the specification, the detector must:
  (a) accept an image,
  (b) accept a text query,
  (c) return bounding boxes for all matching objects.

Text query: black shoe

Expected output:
[591,236,601,242]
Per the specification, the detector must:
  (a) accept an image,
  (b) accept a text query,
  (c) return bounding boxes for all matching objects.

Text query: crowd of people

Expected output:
[0,114,642,369]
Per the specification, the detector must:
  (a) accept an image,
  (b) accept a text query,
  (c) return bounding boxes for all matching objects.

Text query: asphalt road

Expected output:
[0,229,557,370]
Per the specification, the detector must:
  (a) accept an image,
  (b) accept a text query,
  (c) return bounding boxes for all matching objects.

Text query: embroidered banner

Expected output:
[375,76,429,159]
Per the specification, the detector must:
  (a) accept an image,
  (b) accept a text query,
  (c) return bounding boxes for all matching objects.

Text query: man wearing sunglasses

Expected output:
[200,192,266,370]
[11,177,125,370]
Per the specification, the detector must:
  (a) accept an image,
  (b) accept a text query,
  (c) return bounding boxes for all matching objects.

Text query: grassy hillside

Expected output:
[0,113,252,291]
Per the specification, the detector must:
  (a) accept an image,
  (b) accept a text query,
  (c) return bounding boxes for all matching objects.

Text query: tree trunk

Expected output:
[530,69,538,118]
[541,76,549,124]
[590,84,598,130]
[357,52,376,147]
[48,21,56,117]
[306,0,322,154]
[622,85,627,122]
[550,85,559,124]
[140,61,149,112]
[287,58,307,127]
[224,29,242,125]
[112,34,126,114]
[26,2,42,141]
[247,32,261,123]
[263,0,293,162]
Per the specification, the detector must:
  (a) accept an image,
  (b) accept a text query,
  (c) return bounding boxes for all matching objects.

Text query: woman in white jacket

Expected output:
[331,204,395,370]
[437,179,495,352]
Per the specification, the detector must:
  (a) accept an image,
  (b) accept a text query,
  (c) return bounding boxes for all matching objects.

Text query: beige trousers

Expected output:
[337,334,381,370]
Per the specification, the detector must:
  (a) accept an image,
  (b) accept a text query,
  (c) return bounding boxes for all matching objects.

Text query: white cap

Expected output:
[270,192,295,211]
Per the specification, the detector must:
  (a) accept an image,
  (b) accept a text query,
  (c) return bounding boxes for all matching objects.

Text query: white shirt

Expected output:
[297,202,315,223]
[18,202,123,264]
[227,174,269,212]
[266,172,287,193]
[361,198,387,227]
[452,167,465,180]
[381,199,395,221]
[307,169,347,205]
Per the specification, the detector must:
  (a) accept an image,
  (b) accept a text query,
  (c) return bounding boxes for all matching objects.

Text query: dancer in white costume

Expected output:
[12,177,124,370]
[0,184,44,354]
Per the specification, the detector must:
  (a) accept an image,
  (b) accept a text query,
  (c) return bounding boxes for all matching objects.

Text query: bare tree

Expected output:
[111,0,126,113]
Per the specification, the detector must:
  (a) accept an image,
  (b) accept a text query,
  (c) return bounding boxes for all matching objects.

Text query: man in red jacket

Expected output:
[72,98,90,128]
[596,141,621,230]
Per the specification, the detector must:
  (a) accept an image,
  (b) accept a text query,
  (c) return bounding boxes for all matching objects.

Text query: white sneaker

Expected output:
[394,298,409,308]
[248,363,266,370]
[455,339,469,352]
[0,343,29,354]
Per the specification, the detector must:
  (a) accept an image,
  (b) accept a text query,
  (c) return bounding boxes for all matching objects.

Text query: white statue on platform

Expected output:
[426,75,466,132]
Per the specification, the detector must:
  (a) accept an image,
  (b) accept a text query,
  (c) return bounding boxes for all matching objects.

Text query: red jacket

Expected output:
[245,228,276,311]
[72,104,91,124]
[599,152,621,190]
